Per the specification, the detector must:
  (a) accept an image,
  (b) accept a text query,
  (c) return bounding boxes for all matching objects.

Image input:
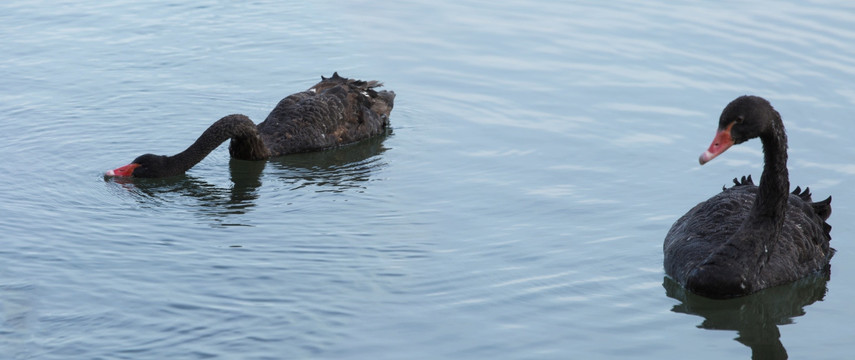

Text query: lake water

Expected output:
[1,0,854,359]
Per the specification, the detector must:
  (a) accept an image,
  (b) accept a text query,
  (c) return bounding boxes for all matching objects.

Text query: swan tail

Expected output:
[792,186,832,221]
[314,73,394,116]
[321,72,385,91]
[792,185,831,230]
[812,195,832,222]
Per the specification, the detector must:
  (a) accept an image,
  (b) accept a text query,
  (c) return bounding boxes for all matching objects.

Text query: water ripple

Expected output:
[3,0,855,359]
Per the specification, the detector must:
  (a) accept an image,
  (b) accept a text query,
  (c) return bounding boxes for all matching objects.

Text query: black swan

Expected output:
[106,73,395,178]
[663,96,833,299]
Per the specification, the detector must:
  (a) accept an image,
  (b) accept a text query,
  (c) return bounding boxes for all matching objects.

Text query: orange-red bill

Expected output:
[105,163,140,177]
[699,124,734,165]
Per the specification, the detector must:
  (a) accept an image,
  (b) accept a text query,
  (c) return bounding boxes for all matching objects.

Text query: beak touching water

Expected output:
[105,163,140,177]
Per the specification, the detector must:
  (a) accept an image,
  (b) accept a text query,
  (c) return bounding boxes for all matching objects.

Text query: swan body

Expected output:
[664,96,832,299]
[107,73,395,178]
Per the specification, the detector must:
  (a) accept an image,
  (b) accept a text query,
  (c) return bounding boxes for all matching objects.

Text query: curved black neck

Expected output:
[719,112,790,285]
[751,115,789,224]
[169,114,270,173]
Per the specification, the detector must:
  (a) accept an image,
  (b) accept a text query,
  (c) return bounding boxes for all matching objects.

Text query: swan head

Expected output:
[700,95,777,165]
[105,154,172,178]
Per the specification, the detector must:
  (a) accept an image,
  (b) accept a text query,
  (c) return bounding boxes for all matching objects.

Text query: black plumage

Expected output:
[107,73,395,178]
[664,96,832,299]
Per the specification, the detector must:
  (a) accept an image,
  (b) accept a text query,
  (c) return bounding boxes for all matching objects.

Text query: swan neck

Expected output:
[169,115,266,173]
[754,116,789,221]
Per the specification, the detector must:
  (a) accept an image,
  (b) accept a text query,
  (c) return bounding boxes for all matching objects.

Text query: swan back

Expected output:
[257,73,395,156]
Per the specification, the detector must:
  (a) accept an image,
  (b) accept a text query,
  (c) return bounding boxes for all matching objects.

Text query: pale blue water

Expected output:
[1,0,854,359]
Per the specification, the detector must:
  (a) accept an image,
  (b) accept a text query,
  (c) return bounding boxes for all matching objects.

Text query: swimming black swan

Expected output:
[663,95,833,299]
[106,73,395,178]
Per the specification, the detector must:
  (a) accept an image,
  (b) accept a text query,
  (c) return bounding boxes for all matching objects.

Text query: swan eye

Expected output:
[735,116,744,124]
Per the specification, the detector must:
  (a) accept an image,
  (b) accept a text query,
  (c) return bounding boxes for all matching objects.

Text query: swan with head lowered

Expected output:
[106,73,395,178]
[664,96,833,299]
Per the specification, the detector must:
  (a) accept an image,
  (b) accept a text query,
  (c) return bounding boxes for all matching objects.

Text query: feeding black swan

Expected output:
[663,96,833,299]
[106,73,395,178]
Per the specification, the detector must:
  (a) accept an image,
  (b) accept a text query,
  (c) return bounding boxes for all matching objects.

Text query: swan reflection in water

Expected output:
[266,130,390,193]
[106,132,390,226]
[663,273,829,360]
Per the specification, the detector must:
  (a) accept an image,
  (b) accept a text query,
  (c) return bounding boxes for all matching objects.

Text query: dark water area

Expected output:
[2,1,854,359]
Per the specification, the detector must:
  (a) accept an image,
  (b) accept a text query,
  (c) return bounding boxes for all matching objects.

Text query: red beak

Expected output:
[106,163,140,177]
[699,122,735,165]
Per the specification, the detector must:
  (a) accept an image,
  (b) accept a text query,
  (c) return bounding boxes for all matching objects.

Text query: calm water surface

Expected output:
[2,0,854,359]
